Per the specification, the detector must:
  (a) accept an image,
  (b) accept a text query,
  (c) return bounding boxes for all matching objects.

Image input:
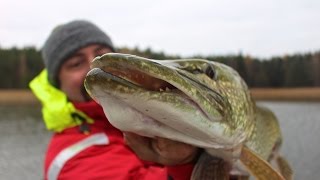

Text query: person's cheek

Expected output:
[74,71,87,87]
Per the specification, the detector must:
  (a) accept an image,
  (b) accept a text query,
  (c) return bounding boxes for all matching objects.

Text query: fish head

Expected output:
[85,53,255,159]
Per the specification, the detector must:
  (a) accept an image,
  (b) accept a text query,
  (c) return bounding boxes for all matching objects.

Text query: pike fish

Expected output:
[84,53,292,180]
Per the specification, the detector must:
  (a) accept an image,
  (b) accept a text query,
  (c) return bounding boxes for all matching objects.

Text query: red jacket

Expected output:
[44,100,194,180]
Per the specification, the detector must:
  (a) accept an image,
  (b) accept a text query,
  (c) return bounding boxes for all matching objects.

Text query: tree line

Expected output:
[0,46,319,89]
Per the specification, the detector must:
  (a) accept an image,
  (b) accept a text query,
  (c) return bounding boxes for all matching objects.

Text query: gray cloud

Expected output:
[1,0,319,58]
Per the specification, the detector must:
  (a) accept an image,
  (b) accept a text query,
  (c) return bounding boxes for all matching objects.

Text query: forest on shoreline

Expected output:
[0,46,319,89]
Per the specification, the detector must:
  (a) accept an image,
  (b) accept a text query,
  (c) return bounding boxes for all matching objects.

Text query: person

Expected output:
[29,20,199,180]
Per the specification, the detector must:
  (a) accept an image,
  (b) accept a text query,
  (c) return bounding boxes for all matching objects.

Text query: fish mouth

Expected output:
[98,64,177,93]
[86,66,210,119]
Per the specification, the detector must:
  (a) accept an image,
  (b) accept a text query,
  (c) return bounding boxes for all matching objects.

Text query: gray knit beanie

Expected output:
[42,20,114,87]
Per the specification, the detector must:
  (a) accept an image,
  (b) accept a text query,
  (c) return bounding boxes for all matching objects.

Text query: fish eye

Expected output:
[205,65,217,80]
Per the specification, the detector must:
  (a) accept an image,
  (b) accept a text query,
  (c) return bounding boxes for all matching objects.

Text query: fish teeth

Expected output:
[165,87,171,92]
[159,88,164,92]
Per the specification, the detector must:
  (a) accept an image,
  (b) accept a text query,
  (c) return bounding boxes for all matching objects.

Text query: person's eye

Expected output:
[66,58,85,69]
[95,48,112,57]
[71,62,81,67]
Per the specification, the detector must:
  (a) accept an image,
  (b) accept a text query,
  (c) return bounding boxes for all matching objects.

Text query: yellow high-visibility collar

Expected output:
[29,69,93,132]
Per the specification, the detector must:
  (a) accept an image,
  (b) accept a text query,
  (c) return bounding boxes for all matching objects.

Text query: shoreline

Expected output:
[0,88,320,105]
[250,88,320,101]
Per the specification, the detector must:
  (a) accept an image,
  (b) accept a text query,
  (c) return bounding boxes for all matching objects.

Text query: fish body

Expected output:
[84,53,290,179]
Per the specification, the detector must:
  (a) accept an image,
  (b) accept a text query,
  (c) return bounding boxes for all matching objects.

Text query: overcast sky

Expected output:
[1,0,320,58]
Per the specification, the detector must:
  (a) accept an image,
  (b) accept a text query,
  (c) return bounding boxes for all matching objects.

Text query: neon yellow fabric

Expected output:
[29,69,93,132]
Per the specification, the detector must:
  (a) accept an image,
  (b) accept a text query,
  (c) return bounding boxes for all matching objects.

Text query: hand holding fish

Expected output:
[124,132,200,165]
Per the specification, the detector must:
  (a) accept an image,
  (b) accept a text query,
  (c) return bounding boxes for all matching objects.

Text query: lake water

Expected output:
[0,101,319,180]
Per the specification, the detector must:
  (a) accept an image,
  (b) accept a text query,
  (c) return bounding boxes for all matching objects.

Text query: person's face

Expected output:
[58,44,112,102]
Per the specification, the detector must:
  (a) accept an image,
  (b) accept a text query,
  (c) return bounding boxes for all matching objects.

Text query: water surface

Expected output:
[0,102,319,179]
[258,101,320,180]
